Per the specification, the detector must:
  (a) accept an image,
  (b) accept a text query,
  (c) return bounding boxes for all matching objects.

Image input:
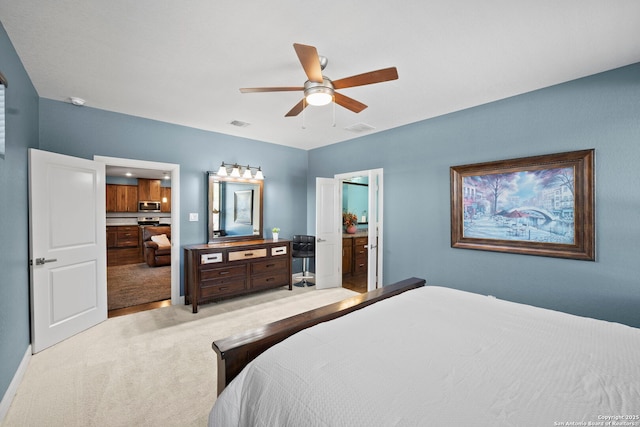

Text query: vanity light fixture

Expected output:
[216,162,264,180]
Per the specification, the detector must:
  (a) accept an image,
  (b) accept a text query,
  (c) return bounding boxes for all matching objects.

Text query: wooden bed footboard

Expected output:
[212,277,426,395]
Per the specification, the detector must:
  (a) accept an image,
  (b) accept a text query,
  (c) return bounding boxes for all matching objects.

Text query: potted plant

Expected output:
[343,212,358,234]
[272,227,280,241]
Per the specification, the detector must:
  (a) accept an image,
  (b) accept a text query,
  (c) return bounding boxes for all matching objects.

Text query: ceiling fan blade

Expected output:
[285,99,307,117]
[334,92,368,113]
[240,87,303,93]
[293,43,323,83]
[332,67,399,90]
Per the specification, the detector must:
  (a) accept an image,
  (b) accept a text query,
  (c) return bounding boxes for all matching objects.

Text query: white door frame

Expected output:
[94,156,181,305]
[335,168,383,290]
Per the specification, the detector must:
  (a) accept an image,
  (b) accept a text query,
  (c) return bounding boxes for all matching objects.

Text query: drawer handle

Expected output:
[219,271,229,275]
[219,286,227,291]
[266,263,275,268]
[266,277,274,282]
[244,252,254,257]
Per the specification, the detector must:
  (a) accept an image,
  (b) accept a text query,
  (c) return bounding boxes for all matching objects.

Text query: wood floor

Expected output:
[108,299,172,318]
[342,274,367,293]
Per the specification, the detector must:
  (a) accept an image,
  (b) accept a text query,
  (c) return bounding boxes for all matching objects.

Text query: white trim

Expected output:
[0,345,31,423]
[93,156,181,305]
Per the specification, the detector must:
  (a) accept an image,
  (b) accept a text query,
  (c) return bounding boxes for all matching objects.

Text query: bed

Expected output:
[209,278,640,426]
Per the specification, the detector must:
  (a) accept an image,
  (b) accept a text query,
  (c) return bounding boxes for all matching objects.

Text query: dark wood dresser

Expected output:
[183,239,292,313]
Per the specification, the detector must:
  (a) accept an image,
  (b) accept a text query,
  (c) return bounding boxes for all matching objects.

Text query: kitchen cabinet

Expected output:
[342,237,352,275]
[138,178,161,201]
[107,225,142,266]
[160,187,171,212]
[106,185,118,212]
[106,184,138,212]
[353,236,368,276]
[342,235,368,276]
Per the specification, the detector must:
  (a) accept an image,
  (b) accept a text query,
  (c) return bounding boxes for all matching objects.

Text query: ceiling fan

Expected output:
[239,43,399,117]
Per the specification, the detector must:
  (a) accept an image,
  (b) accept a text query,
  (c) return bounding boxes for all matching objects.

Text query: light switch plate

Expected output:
[189,213,198,222]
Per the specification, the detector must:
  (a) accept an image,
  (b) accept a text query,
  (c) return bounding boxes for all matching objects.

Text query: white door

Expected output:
[314,177,341,289]
[367,169,383,291]
[29,149,107,353]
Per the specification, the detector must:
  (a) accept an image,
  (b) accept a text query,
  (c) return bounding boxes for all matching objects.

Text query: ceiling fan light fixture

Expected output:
[304,78,334,106]
[305,87,333,106]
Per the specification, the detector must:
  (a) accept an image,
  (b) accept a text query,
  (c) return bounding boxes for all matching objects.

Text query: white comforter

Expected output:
[209,286,640,426]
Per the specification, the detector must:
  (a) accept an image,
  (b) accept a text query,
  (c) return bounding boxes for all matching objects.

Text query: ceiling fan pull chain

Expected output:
[332,98,336,127]
[302,98,306,129]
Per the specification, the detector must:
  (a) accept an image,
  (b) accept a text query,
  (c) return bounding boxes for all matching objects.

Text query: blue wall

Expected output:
[0,21,39,406]
[309,63,640,328]
[2,14,640,410]
[38,99,309,293]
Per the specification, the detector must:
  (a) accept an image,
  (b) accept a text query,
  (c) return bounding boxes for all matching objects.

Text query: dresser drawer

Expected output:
[201,264,246,280]
[228,248,267,262]
[251,258,288,275]
[201,252,223,264]
[200,278,247,299]
[250,272,290,290]
[271,245,288,256]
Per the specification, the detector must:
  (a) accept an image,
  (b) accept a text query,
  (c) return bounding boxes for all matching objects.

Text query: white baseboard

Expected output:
[0,345,31,423]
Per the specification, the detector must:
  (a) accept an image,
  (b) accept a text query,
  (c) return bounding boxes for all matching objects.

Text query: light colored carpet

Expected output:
[2,286,358,427]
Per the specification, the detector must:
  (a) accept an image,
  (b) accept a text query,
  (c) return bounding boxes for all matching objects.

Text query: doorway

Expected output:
[94,156,181,315]
[336,169,382,293]
[314,169,382,292]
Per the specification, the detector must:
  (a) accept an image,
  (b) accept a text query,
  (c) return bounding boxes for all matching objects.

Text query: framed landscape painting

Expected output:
[450,149,595,260]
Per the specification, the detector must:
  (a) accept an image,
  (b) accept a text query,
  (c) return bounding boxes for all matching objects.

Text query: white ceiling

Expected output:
[2,1,639,151]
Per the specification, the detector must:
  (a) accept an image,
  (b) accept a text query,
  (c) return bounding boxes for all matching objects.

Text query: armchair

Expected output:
[142,225,172,267]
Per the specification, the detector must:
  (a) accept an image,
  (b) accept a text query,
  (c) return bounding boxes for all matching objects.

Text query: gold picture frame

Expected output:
[450,149,595,260]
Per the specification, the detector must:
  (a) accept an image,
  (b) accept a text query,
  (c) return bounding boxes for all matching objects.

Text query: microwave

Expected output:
[138,201,161,213]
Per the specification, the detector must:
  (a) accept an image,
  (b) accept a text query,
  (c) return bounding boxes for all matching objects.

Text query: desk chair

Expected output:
[292,235,315,287]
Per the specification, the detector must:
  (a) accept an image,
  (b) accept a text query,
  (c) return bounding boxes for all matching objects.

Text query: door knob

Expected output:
[32,257,58,266]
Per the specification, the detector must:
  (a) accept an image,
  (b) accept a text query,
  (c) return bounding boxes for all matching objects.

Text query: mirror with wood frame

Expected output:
[207,172,264,243]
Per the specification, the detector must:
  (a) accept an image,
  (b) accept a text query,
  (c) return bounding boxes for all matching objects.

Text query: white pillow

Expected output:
[150,233,171,249]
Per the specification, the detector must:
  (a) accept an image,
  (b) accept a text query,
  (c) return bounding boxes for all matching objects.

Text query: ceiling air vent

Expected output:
[345,123,375,133]
[229,120,250,128]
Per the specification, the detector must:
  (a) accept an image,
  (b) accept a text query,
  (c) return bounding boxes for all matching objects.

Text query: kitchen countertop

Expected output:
[342,231,368,238]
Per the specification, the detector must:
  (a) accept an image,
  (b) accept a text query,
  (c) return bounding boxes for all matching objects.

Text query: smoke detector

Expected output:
[69,97,86,106]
